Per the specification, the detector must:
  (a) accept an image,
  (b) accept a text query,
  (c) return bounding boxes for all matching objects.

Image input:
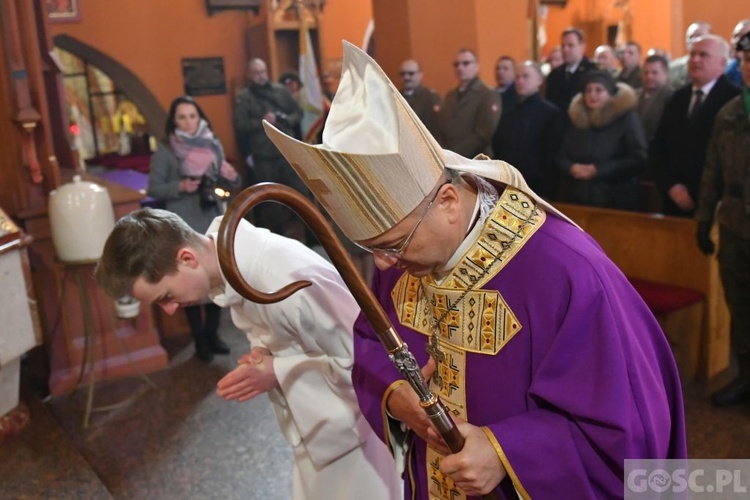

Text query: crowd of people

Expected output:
[395,21,749,219]
[99,18,750,499]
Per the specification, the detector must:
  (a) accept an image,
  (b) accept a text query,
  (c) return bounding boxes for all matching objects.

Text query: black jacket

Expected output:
[492,92,564,198]
[557,84,647,210]
[499,84,519,115]
[545,57,598,112]
[649,75,741,216]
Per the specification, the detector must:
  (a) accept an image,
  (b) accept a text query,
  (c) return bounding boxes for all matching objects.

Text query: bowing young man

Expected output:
[95,207,401,499]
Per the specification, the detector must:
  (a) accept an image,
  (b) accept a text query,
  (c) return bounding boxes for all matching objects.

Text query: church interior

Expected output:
[1,0,750,497]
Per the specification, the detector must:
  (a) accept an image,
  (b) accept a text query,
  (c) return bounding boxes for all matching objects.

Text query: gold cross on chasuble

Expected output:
[389,187,545,500]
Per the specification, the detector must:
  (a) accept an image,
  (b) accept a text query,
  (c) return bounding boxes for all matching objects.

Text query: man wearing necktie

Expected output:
[689,88,704,121]
[650,34,741,216]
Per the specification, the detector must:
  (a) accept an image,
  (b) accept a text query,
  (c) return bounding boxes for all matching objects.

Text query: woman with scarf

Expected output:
[148,95,241,362]
[557,71,648,210]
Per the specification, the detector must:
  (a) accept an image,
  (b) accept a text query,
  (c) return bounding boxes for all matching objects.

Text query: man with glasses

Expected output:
[264,41,686,499]
[438,48,501,158]
[399,59,442,137]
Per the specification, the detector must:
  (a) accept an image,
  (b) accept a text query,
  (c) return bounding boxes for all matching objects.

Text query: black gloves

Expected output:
[696,221,715,256]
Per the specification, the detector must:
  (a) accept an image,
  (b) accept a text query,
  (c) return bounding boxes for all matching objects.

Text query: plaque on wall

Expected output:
[181,57,227,96]
[205,0,262,15]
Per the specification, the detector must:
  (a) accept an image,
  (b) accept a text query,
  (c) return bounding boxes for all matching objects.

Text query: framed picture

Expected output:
[47,0,81,22]
[205,0,262,15]
[181,57,227,96]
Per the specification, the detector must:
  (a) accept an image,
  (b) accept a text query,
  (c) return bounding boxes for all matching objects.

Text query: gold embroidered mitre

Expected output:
[264,41,575,241]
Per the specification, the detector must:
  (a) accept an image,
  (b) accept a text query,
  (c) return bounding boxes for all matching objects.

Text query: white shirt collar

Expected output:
[693,78,718,97]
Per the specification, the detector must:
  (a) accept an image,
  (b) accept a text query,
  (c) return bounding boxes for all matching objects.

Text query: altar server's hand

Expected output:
[216,347,277,402]
[439,420,507,496]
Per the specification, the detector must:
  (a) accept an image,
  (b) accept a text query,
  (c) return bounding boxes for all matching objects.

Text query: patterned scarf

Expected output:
[169,119,225,178]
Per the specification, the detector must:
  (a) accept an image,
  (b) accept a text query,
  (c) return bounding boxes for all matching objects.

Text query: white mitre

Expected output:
[264,41,571,241]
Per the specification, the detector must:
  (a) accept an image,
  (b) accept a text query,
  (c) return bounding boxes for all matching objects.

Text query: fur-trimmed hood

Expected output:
[568,83,638,129]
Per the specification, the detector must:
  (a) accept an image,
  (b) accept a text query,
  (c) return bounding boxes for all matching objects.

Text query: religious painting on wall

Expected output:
[46,0,81,22]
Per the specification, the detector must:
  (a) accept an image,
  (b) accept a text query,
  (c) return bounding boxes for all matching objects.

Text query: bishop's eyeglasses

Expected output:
[354,179,452,259]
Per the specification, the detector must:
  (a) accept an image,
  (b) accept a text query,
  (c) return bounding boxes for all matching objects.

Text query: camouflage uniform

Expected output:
[696,95,750,355]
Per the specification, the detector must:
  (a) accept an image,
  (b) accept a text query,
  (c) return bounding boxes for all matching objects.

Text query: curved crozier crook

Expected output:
[217,182,392,334]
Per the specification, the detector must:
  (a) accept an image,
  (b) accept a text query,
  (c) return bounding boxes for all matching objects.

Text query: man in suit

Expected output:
[492,61,564,199]
[399,59,442,137]
[651,34,741,216]
[594,44,620,77]
[618,41,643,89]
[669,21,712,89]
[636,54,673,143]
[494,55,519,114]
[438,48,501,158]
[545,27,597,112]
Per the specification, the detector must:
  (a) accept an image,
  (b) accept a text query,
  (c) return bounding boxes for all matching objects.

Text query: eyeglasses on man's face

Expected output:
[400,70,417,77]
[355,180,452,260]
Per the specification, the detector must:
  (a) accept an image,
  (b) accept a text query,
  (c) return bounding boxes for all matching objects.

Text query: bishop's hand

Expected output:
[386,357,450,454]
[439,420,507,496]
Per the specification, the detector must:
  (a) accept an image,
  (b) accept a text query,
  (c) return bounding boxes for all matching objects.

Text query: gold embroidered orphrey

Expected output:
[390,187,546,500]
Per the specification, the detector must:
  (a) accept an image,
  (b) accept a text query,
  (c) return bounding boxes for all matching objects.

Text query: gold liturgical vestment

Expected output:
[390,187,545,500]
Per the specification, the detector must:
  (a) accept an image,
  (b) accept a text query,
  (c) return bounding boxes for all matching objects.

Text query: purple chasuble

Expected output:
[352,194,687,500]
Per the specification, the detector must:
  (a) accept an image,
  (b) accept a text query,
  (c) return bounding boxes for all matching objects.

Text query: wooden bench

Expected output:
[555,203,730,381]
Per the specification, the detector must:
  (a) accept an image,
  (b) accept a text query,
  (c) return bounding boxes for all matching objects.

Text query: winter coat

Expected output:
[557,83,647,210]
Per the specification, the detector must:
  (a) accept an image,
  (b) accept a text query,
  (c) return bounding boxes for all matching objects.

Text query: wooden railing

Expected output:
[554,202,730,380]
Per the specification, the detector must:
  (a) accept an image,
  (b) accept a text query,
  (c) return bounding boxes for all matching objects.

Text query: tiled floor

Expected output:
[2,309,749,499]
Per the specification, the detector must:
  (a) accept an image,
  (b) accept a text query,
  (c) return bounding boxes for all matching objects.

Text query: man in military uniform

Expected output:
[399,59,442,137]
[438,48,501,158]
[233,58,308,238]
[695,32,750,407]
